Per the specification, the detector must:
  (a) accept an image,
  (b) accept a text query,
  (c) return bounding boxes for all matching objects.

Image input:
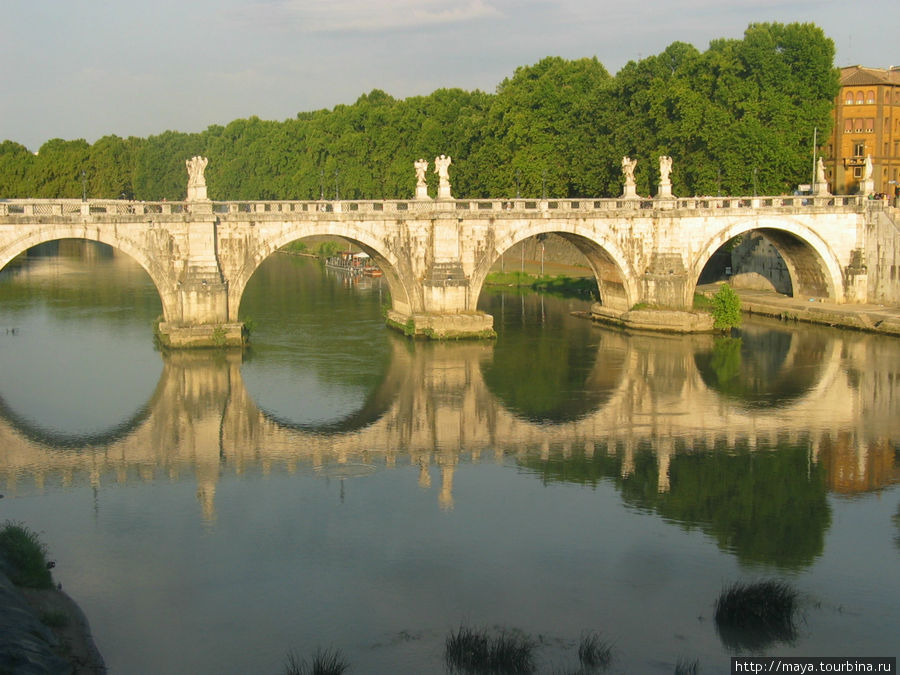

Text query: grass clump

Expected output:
[714,580,799,650]
[674,657,699,674]
[445,624,535,673]
[0,521,54,588]
[577,632,612,670]
[284,647,349,675]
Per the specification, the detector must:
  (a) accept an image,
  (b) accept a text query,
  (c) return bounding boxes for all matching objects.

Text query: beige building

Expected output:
[825,65,900,195]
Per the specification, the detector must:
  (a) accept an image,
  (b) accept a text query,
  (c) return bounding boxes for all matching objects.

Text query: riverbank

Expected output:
[0,524,105,674]
[704,285,900,336]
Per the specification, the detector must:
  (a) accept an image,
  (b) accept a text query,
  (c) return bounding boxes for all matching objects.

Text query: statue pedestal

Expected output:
[415,186,431,200]
[437,185,452,200]
[187,185,208,201]
[655,183,674,200]
[858,179,874,197]
[621,183,639,200]
[813,181,830,196]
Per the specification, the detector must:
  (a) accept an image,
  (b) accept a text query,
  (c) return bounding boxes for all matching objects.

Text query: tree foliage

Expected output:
[0,23,839,201]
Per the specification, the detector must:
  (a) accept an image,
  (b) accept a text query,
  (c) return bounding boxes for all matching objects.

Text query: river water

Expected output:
[0,241,897,674]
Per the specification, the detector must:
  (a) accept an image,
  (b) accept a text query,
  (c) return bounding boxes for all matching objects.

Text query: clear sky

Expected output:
[2,0,897,151]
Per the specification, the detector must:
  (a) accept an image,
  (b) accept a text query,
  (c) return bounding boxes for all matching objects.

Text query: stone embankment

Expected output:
[728,288,900,336]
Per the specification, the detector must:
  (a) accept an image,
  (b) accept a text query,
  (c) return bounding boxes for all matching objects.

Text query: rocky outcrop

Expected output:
[0,568,104,674]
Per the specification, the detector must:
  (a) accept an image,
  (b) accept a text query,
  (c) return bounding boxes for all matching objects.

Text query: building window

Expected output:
[854,119,862,132]
[867,90,875,103]
[853,167,862,179]
[856,92,865,104]
[845,91,854,105]
[854,142,865,156]
[865,118,874,132]
[844,119,852,133]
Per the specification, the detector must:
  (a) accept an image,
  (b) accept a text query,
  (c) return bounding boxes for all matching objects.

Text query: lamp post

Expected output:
[81,170,87,202]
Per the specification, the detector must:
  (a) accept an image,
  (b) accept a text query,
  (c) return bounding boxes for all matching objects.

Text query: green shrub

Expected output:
[0,521,54,588]
[711,284,742,331]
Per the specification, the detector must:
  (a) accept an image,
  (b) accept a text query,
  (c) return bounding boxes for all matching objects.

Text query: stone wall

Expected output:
[865,208,900,305]
[729,232,793,294]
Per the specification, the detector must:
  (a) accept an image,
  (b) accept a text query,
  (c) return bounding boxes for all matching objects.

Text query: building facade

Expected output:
[825,65,900,196]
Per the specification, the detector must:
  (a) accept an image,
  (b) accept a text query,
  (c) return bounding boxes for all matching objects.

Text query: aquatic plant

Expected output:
[674,657,699,674]
[714,579,799,650]
[577,632,613,670]
[283,647,349,675]
[445,624,536,673]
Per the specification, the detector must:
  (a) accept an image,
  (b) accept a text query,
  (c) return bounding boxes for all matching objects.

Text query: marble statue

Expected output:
[656,155,674,200]
[414,159,428,187]
[622,156,637,185]
[414,158,430,199]
[659,156,672,185]
[435,155,452,199]
[816,157,826,184]
[864,154,873,181]
[186,156,209,201]
[621,156,638,199]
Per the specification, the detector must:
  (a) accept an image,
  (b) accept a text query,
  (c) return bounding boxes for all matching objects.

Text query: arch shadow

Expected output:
[0,228,175,320]
[228,222,414,321]
[470,222,639,313]
[691,218,844,304]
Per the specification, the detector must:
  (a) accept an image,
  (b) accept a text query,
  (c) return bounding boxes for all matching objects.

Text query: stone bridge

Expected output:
[0,189,892,345]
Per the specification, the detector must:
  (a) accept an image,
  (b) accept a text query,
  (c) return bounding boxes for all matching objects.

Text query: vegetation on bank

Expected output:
[0,521,54,589]
[484,271,596,299]
[710,283,742,331]
[280,239,347,259]
[1,23,838,201]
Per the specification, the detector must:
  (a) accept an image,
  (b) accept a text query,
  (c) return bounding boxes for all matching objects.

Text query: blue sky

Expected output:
[2,0,897,151]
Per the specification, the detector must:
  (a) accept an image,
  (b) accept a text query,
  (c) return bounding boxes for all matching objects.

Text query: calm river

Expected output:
[0,241,897,674]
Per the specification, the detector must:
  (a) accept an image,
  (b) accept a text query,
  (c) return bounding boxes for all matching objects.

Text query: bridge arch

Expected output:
[470,220,639,311]
[690,217,844,303]
[228,221,415,320]
[0,225,178,319]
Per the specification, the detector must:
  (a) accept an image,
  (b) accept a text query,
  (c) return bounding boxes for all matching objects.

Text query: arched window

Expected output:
[856,91,865,104]
[845,91,854,105]
[866,90,875,103]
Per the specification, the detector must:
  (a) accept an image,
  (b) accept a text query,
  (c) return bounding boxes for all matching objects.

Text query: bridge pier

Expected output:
[156,215,244,348]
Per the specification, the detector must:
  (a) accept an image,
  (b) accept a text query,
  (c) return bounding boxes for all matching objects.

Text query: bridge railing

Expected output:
[0,195,866,217]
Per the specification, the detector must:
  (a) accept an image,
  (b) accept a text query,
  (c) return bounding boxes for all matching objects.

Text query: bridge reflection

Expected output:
[1,323,897,561]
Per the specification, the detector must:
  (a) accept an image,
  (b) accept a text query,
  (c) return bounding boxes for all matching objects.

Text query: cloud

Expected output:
[247,0,503,33]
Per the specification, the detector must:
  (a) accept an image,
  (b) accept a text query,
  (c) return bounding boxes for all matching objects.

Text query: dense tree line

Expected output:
[0,23,839,201]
